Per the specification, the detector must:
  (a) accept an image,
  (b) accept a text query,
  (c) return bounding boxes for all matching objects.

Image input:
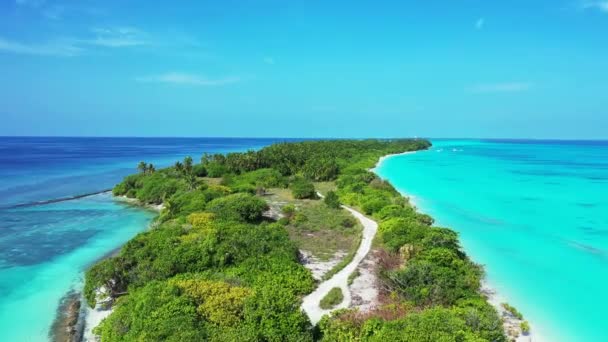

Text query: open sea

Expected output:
[0,137,284,341]
[375,139,608,342]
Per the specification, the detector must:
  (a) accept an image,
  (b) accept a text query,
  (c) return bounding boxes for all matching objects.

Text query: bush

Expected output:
[206,193,269,222]
[94,281,205,341]
[171,278,253,327]
[375,204,415,221]
[341,216,357,228]
[324,191,341,209]
[205,162,228,178]
[293,212,308,224]
[193,164,207,177]
[136,174,186,204]
[281,204,296,219]
[302,158,339,181]
[319,287,344,309]
[521,321,530,334]
[165,191,210,218]
[187,212,215,231]
[501,303,524,320]
[378,217,426,252]
[361,195,391,215]
[291,178,316,199]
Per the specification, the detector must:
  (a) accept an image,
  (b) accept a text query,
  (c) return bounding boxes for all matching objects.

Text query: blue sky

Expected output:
[1,0,607,138]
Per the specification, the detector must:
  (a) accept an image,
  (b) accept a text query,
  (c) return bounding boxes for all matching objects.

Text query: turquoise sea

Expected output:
[375,139,608,342]
[0,137,283,341]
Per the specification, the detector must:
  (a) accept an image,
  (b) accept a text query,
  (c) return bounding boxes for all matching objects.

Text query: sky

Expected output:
[0,0,607,139]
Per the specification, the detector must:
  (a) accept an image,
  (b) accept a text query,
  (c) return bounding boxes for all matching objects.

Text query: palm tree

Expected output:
[184,156,193,174]
[147,163,156,174]
[174,161,183,173]
[137,161,147,174]
[182,156,196,190]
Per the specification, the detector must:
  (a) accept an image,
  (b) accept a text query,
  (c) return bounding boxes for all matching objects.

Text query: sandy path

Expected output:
[301,197,378,325]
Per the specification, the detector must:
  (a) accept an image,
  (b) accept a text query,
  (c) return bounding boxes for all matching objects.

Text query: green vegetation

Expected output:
[291,177,316,199]
[86,139,508,341]
[313,181,337,196]
[347,269,360,286]
[324,191,341,209]
[501,302,524,320]
[321,235,361,281]
[267,189,362,261]
[521,321,530,334]
[320,287,344,310]
[205,193,268,222]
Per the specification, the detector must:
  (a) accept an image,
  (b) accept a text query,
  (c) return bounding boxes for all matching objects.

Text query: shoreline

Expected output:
[53,194,161,342]
[373,149,542,342]
[81,195,162,341]
[114,195,165,212]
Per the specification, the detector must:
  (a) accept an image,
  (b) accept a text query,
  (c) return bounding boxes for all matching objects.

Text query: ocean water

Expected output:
[375,139,608,342]
[0,137,282,341]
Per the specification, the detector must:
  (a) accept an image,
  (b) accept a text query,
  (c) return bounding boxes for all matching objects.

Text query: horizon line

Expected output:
[1,135,608,142]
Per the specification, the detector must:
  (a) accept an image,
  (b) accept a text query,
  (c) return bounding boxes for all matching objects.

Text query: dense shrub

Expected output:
[301,158,339,181]
[223,168,287,190]
[324,191,341,209]
[205,162,228,178]
[193,164,207,177]
[291,178,316,199]
[86,139,510,342]
[206,193,269,222]
[360,195,391,215]
[165,190,210,218]
[94,281,205,342]
[171,278,253,327]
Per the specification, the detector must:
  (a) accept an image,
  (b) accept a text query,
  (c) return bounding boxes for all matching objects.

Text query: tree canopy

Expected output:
[88,139,507,341]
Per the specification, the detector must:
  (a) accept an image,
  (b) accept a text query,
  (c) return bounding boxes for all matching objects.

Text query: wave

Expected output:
[2,189,112,210]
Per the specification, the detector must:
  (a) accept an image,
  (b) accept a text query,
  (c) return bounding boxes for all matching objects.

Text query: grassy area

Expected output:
[320,287,344,310]
[264,186,362,261]
[321,235,361,281]
[200,177,223,186]
[314,181,337,196]
[347,269,360,286]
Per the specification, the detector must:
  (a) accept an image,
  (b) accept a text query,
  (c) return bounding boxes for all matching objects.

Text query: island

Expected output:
[82,139,524,341]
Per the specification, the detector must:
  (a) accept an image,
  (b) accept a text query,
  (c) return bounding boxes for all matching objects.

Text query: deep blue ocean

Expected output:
[375,139,608,342]
[0,137,285,341]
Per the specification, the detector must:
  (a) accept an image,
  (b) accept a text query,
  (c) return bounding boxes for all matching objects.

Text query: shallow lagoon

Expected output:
[0,137,281,341]
[375,139,608,341]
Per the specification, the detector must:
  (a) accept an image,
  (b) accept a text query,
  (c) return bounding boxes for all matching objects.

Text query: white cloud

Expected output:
[263,56,275,65]
[475,17,485,30]
[136,72,241,86]
[85,27,148,47]
[0,26,150,57]
[0,37,82,56]
[582,0,608,12]
[468,82,532,94]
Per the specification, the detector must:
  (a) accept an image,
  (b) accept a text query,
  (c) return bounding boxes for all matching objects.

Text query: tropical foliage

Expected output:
[87,139,508,341]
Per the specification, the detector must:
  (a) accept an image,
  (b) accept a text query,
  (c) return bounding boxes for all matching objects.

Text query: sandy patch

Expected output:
[482,284,542,342]
[115,195,164,211]
[300,250,346,281]
[348,252,379,313]
[301,205,378,325]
